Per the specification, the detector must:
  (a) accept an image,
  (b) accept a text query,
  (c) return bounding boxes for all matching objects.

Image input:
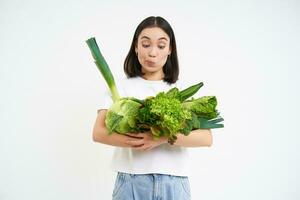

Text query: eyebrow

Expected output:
[140,36,168,41]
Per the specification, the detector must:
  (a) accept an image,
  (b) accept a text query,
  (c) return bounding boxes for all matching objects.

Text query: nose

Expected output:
[148,47,157,57]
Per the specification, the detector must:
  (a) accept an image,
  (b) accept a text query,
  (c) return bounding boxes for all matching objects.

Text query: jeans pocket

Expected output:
[112,173,126,197]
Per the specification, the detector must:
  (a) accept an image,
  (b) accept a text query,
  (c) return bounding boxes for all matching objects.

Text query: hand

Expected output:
[125,132,168,151]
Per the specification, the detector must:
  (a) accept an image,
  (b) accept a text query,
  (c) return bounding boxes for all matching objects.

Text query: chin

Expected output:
[143,66,162,73]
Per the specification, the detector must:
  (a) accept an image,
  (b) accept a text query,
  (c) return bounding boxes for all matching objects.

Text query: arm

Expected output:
[173,129,213,147]
[92,109,136,147]
[93,109,168,149]
[93,110,212,149]
[93,109,166,149]
[125,129,213,149]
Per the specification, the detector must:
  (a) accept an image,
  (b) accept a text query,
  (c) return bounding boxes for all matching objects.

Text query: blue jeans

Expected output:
[112,172,191,200]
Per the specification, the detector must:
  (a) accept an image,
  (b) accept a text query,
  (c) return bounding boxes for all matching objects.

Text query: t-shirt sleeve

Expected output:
[97,89,113,114]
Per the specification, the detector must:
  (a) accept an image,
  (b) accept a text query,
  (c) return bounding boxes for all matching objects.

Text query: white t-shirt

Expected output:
[98,76,191,176]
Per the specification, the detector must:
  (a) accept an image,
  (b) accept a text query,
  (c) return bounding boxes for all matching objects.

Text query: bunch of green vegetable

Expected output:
[86,37,224,144]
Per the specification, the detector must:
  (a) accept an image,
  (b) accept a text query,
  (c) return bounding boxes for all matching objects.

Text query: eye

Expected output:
[142,44,150,48]
[158,45,165,49]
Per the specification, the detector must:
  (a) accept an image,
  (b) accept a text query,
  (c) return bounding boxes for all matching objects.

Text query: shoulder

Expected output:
[115,76,140,88]
[113,76,141,96]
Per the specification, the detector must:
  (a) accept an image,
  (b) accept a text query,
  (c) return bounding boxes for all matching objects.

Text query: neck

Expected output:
[142,71,164,81]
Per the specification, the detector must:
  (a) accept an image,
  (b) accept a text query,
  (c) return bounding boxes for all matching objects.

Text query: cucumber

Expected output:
[179,82,203,102]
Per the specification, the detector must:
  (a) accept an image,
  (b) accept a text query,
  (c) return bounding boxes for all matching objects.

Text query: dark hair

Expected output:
[124,16,179,84]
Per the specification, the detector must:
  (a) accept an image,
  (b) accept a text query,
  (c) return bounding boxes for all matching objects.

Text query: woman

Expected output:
[92,16,212,200]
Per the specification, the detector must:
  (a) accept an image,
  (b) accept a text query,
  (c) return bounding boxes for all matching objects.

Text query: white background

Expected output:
[1,0,299,199]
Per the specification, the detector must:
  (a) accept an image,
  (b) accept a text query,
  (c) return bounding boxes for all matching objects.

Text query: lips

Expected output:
[145,60,155,66]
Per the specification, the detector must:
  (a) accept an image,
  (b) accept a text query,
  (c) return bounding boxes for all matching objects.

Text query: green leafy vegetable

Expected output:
[138,89,192,140]
[182,96,218,119]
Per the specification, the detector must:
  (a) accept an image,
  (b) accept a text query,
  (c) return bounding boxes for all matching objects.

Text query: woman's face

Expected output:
[135,27,171,79]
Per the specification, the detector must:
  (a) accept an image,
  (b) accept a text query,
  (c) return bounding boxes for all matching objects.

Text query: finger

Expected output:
[146,146,155,151]
[126,133,143,138]
[132,145,148,151]
[134,143,156,151]
[126,139,144,146]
